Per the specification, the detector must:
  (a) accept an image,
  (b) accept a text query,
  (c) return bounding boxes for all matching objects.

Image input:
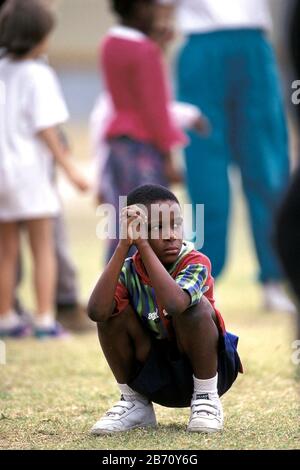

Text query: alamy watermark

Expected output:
[291,80,300,105]
[95,197,205,250]
[0,340,6,365]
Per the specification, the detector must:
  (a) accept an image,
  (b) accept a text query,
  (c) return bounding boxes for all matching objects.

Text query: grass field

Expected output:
[0,127,299,450]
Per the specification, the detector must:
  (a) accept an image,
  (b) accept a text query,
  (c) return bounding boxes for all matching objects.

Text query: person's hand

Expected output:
[192,115,211,136]
[119,205,149,248]
[67,166,90,192]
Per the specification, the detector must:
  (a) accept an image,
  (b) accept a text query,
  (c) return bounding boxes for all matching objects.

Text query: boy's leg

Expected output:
[97,306,151,384]
[92,306,156,434]
[172,296,223,433]
[172,296,219,379]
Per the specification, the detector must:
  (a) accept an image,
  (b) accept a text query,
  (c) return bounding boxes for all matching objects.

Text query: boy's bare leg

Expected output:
[172,296,219,379]
[92,306,156,434]
[97,305,151,384]
[172,296,223,433]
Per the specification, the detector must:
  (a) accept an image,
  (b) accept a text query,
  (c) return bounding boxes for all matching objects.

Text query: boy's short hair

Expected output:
[0,0,55,58]
[127,184,179,207]
[110,0,155,20]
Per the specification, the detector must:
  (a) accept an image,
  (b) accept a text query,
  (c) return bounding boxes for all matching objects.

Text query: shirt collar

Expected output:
[108,25,147,42]
[132,241,195,285]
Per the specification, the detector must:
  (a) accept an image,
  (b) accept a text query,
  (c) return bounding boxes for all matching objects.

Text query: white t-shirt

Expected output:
[0,57,69,221]
[176,0,272,34]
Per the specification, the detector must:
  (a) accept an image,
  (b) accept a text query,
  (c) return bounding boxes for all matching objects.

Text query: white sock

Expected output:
[118,383,148,403]
[0,310,21,329]
[34,313,56,329]
[193,374,219,400]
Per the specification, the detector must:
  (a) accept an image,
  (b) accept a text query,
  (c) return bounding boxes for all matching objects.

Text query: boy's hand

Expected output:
[120,205,148,248]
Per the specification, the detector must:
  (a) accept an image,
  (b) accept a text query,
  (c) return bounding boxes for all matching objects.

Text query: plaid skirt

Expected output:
[101,137,169,259]
[102,136,168,207]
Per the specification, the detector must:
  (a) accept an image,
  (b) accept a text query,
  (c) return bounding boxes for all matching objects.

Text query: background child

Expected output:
[99,0,187,260]
[0,0,88,338]
[88,184,242,434]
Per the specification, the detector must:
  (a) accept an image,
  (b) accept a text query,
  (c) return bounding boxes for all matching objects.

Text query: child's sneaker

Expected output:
[91,395,157,434]
[0,323,31,338]
[263,283,296,314]
[34,321,69,339]
[187,393,223,433]
[0,310,31,338]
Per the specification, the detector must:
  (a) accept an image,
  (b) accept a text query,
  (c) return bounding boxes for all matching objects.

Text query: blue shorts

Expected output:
[129,332,242,408]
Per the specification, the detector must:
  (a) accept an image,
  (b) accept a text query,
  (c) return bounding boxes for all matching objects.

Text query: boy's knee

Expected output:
[196,296,216,320]
[97,305,137,334]
[173,296,215,326]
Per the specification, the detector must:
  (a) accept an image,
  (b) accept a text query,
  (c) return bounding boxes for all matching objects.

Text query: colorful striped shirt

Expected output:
[114,241,225,339]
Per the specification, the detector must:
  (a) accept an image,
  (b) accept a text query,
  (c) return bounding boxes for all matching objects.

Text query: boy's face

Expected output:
[146,200,183,266]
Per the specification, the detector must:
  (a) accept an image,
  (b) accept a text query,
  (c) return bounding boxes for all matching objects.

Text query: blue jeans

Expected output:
[177,29,289,282]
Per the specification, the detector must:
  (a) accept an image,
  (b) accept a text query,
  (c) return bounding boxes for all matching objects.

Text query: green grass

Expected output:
[0,128,299,450]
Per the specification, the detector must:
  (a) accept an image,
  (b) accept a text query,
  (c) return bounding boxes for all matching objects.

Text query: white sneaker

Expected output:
[91,396,157,435]
[263,283,296,314]
[187,393,223,433]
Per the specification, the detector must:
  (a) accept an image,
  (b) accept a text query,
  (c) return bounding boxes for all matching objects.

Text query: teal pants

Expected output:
[177,29,289,282]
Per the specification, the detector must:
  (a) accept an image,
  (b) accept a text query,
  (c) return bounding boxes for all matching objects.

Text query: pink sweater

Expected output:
[100,31,186,153]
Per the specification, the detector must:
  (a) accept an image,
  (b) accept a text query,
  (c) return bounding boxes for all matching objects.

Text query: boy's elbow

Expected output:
[87,301,102,322]
[87,303,98,322]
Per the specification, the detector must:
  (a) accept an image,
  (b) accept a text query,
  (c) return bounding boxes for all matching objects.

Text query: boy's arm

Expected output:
[87,243,130,322]
[87,211,140,322]
[136,240,191,316]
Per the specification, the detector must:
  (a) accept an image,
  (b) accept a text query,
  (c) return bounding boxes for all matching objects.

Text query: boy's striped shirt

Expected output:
[114,241,225,339]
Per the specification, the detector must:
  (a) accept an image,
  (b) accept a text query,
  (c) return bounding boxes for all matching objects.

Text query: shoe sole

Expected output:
[187,426,223,434]
[91,422,157,435]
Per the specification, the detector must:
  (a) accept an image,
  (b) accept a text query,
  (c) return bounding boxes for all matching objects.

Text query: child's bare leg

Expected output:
[97,305,151,384]
[92,307,155,435]
[0,222,19,315]
[26,218,56,316]
[173,296,223,432]
[172,296,219,379]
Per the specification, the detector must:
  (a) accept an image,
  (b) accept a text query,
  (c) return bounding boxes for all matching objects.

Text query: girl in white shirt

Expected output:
[0,0,88,338]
